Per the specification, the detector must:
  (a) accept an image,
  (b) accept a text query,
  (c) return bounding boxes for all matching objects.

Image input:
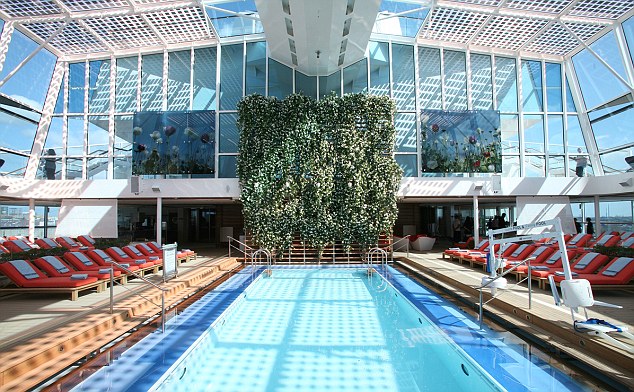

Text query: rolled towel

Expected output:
[448,247,460,250]
[99,268,111,274]
[149,256,159,261]
[79,246,89,250]
[70,274,88,280]
[530,266,550,271]
[554,271,578,277]
[120,263,130,268]
[135,259,146,264]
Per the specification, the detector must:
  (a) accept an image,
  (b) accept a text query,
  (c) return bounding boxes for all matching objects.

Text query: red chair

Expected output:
[84,249,143,274]
[470,243,520,269]
[501,244,536,262]
[621,237,634,249]
[554,257,634,286]
[122,245,162,264]
[565,233,592,249]
[135,242,162,258]
[0,244,9,254]
[0,259,101,300]
[517,249,575,276]
[443,239,488,259]
[146,242,190,262]
[504,246,556,273]
[3,239,37,253]
[532,252,610,289]
[76,235,96,248]
[56,236,91,251]
[33,255,123,281]
[34,238,62,249]
[104,247,157,271]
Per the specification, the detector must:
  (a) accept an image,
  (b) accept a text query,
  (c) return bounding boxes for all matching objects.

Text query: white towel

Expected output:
[70,274,88,280]
[99,268,111,274]
[149,256,159,261]
[135,259,146,264]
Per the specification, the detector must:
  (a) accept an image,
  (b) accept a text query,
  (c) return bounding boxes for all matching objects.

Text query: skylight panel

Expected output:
[373,0,430,38]
[204,0,263,38]
[419,7,489,44]
[570,0,633,20]
[58,0,129,12]
[0,0,61,17]
[473,16,548,51]
[145,8,213,44]
[507,0,572,14]
[85,15,163,50]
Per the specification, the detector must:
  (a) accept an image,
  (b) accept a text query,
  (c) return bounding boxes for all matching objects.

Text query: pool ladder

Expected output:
[252,248,273,279]
[367,247,389,290]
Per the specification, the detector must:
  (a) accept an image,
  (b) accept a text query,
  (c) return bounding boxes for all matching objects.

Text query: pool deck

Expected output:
[395,248,634,391]
[0,244,632,391]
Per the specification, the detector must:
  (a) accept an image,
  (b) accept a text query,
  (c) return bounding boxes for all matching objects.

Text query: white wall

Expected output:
[516,196,575,234]
[55,199,118,238]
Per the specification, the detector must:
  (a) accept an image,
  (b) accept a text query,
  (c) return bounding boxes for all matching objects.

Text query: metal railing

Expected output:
[108,260,168,333]
[252,248,272,279]
[227,236,254,263]
[477,256,535,330]
[391,235,410,259]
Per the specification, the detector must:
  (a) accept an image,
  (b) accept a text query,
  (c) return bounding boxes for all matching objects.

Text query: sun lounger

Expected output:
[443,239,488,259]
[3,239,37,253]
[33,255,126,285]
[34,238,62,249]
[145,242,190,262]
[553,257,634,288]
[533,252,610,290]
[0,259,102,300]
[104,247,158,274]
[56,236,92,251]
[84,249,144,275]
[122,245,162,265]
[76,235,97,248]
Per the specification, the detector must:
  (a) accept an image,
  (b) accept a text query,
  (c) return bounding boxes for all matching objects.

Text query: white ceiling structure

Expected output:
[0,0,632,74]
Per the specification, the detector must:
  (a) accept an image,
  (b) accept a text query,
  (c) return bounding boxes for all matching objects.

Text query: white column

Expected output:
[156,197,163,245]
[473,194,480,246]
[28,199,35,243]
[594,195,601,236]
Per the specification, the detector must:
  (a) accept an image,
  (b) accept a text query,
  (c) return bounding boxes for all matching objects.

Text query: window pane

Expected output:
[38,151,60,180]
[590,105,634,150]
[219,113,239,153]
[141,53,163,111]
[218,155,237,178]
[319,71,340,99]
[113,156,132,179]
[525,155,545,177]
[54,72,65,114]
[0,152,28,177]
[116,56,138,112]
[296,71,316,99]
[193,47,217,110]
[502,155,520,177]
[88,116,109,156]
[88,60,110,113]
[368,41,390,96]
[69,62,86,113]
[600,148,634,174]
[521,60,542,112]
[495,57,517,112]
[395,154,417,177]
[418,47,441,110]
[114,115,133,154]
[246,41,266,96]
[548,155,565,177]
[44,117,64,155]
[268,59,293,99]
[67,116,84,155]
[343,58,367,94]
[565,77,576,112]
[471,53,493,110]
[87,157,108,179]
[567,115,585,153]
[0,111,37,152]
[444,50,467,110]
[220,44,243,110]
[392,43,415,111]
[0,30,56,111]
[66,158,83,179]
[394,113,416,152]
[547,114,563,154]
[168,50,191,111]
[624,16,634,66]
[500,114,519,153]
[523,114,544,153]
[569,155,594,177]
[545,62,562,112]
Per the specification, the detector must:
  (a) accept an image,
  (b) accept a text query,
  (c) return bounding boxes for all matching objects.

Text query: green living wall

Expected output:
[237,93,402,254]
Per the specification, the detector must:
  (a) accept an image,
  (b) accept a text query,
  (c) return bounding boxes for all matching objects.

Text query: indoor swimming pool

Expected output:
[72,266,588,392]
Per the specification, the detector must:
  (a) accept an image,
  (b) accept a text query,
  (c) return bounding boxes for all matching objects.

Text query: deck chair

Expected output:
[443,239,488,259]
[84,249,143,274]
[106,247,156,268]
[34,238,61,249]
[554,257,634,286]
[519,249,575,276]
[469,243,519,269]
[621,237,634,249]
[504,246,556,272]
[145,242,190,262]
[574,234,621,254]
[531,252,609,279]
[565,233,592,249]
[56,236,90,251]
[3,239,37,253]
[76,235,96,248]
[122,245,162,264]
[33,255,123,280]
[0,244,9,254]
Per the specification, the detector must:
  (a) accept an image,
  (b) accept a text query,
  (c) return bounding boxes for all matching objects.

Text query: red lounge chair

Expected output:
[34,238,62,249]
[0,259,102,300]
[104,247,157,271]
[33,255,124,281]
[500,244,536,262]
[620,232,634,241]
[532,252,610,289]
[135,242,162,257]
[0,244,9,254]
[469,243,520,269]
[554,257,634,286]
[56,236,91,251]
[443,239,488,258]
[573,234,621,255]
[84,249,143,274]
[122,245,162,265]
[621,237,634,249]
[3,239,37,253]
[146,242,190,262]
[77,235,96,248]
[516,249,576,275]
[565,233,592,249]
[504,246,556,273]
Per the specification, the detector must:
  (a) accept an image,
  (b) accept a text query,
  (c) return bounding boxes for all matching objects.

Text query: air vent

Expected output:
[288,38,296,53]
[342,18,351,36]
[340,38,348,54]
[346,0,355,15]
[291,53,298,66]
[285,17,294,36]
[282,0,291,15]
[338,53,345,66]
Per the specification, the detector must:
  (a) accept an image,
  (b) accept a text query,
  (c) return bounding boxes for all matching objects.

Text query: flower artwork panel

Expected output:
[132,111,215,176]
[421,110,501,173]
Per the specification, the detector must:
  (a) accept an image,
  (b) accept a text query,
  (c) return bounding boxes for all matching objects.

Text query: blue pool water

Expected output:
[73,266,588,392]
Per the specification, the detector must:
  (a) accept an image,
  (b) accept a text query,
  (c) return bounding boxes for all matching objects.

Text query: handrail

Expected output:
[477,256,535,330]
[227,236,254,262]
[108,259,169,333]
[252,248,272,279]
[391,235,410,259]
[367,247,389,275]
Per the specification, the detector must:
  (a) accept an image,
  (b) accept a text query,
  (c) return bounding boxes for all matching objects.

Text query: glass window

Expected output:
[592,31,628,82]
[471,53,493,110]
[547,114,564,154]
[495,57,517,112]
[319,71,340,99]
[343,58,367,94]
[220,44,243,110]
[545,62,562,112]
[567,115,585,153]
[444,50,467,110]
[0,30,56,111]
[391,43,415,111]
[394,113,416,152]
[368,41,390,96]
[599,200,634,233]
[88,116,109,156]
[87,157,108,179]
[501,114,519,154]
[246,41,266,96]
[168,50,191,111]
[66,157,83,180]
[548,155,565,177]
[54,72,65,114]
[219,113,239,153]
[218,155,237,178]
[568,155,594,177]
[67,116,84,156]
[295,71,316,99]
[395,155,417,177]
[268,59,293,99]
[418,47,441,110]
[525,155,545,177]
[590,105,634,150]
[88,60,110,113]
[114,115,133,154]
[523,114,544,153]
[0,111,37,152]
[44,117,64,155]
[193,47,217,110]
[69,62,86,113]
[600,147,634,174]
[116,56,138,113]
[521,60,543,112]
[113,156,132,179]
[624,16,634,66]
[502,155,520,177]
[0,152,28,177]
[205,1,263,37]
[565,77,576,112]
[141,53,163,111]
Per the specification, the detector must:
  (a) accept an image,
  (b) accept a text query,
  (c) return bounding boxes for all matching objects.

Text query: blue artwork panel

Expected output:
[421,110,501,173]
[133,111,215,175]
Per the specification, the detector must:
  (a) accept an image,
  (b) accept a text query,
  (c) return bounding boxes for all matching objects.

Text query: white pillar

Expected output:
[594,195,601,236]
[473,194,480,246]
[156,197,163,245]
[28,199,35,242]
